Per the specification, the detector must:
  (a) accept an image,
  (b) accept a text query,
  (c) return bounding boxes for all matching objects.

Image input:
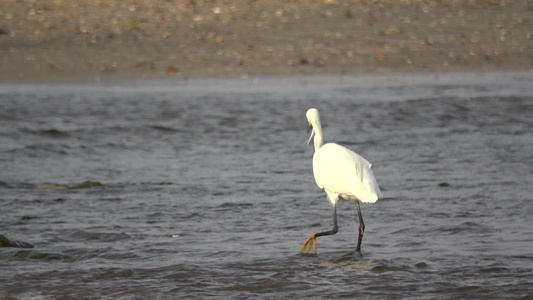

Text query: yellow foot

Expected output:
[298,233,317,253]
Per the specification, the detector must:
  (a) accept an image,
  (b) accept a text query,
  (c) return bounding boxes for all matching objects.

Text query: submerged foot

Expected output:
[298,233,317,253]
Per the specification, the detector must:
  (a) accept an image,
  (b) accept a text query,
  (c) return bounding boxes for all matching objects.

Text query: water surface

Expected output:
[1,72,532,299]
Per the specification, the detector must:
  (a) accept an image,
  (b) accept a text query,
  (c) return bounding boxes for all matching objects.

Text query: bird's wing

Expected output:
[313,143,382,203]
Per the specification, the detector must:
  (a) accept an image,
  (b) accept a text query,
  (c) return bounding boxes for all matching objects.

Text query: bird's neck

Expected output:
[314,125,323,152]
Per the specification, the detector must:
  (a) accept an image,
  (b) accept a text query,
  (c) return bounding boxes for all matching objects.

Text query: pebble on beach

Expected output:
[0,0,532,81]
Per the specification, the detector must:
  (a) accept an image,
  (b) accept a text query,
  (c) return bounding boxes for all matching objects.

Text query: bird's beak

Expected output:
[306,124,314,146]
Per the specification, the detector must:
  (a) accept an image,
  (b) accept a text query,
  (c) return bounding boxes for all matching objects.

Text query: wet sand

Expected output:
[1,0,532,82]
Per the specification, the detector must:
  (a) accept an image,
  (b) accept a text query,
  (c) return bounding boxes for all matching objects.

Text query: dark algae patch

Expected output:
[0,235,34,248]
[71,181,104,189]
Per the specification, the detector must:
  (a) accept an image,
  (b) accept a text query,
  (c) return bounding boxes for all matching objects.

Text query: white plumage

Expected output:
[313,143,382,204]
[299,108,382,254]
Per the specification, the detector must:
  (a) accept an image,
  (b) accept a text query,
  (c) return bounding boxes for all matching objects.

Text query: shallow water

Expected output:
[1,72,532,299]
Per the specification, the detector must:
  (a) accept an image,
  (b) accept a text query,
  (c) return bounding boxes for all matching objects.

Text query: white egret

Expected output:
[299,108,382,254]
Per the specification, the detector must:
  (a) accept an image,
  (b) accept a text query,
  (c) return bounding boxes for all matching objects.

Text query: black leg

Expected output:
[355,200,365,252]
[315,202,338,238]
[299,202,339,253]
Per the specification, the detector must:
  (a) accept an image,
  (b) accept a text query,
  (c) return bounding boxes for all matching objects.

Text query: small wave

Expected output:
[12,143,70,157]
[18,128,70,138]
[0,249,69,260]
[66,230,131,242]
[181,212,204,219]
[217,202,254,210]
[219,279,310,293]
[151,125,180,133]
[0,181,11,188]
[85,268,135,280]
[442,221,491,235]
[35,129,69,138]
[370,264,413,274]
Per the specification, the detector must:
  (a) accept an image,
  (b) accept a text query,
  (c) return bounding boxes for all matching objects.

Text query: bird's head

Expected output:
[306,108,319,124]
[306,108,320,130]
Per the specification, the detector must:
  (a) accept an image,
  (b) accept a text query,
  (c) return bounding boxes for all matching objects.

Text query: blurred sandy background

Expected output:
[1,0,532,82]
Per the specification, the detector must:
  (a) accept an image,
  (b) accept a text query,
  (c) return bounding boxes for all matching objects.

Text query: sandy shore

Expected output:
[1,0,532,82]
